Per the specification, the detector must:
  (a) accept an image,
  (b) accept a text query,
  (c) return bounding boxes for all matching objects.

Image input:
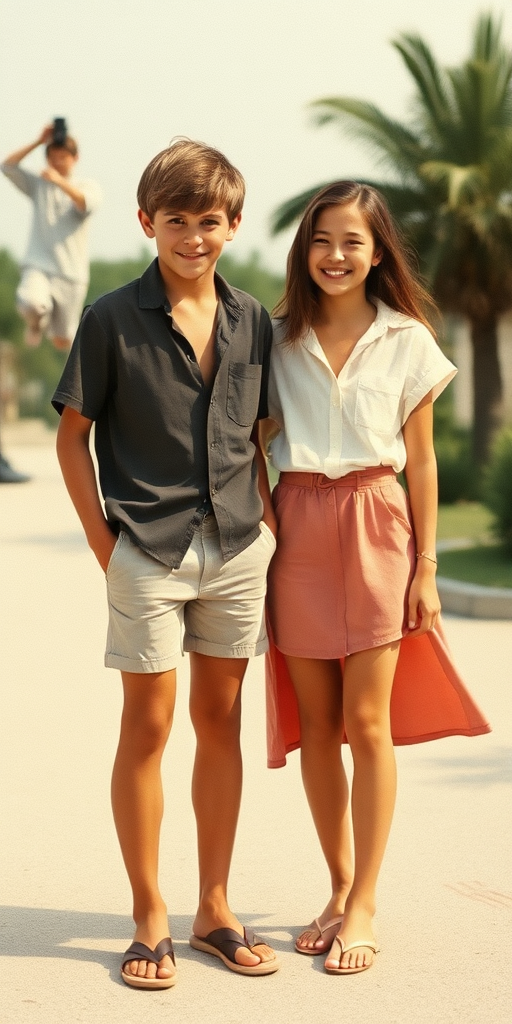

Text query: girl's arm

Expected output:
[402,391,441,636]
[56,405,117,572]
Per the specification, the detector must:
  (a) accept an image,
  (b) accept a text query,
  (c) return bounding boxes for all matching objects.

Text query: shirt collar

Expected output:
[138,258,243,330]
[303,298,418,355]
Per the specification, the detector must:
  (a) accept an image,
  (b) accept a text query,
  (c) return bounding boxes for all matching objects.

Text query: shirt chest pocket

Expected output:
[227,363,262,427]
[355,375,402,436]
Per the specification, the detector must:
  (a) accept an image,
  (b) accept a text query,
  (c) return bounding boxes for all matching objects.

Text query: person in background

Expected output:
[1,122,102,351]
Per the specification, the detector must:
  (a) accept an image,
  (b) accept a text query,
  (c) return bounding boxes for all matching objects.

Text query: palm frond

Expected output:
[472,11,503,62]
[310,97,423,174]
[270,183,330,235]
[392,34,454,137]
[419,161,485,208]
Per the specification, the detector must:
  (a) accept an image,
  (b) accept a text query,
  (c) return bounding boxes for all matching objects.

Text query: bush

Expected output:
[434,431,476,503]
[483,428,512,552]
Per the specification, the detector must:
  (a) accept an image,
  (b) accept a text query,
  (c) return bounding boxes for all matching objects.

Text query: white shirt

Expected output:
[268,300,457,477]
[1,163,102,284]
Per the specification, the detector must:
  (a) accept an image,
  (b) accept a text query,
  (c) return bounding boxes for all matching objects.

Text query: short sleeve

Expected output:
[51,304,115,419]
[1,163,37,198]
[401,325,457,424]
[267,319,285,423]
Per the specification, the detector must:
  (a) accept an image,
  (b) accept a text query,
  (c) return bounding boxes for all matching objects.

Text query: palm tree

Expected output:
[272,13,512,470]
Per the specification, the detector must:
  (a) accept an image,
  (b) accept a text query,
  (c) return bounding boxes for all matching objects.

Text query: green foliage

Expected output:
[0,248,23,345]
[433,386,476,502]
[437,544,512,586]
[482,428,512,551]
[218,250,284,311]
[86,249,153,304]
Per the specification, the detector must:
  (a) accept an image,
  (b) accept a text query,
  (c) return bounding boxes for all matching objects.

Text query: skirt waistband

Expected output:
[279,466,397,490]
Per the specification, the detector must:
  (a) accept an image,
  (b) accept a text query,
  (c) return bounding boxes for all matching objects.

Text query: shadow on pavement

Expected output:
[0,906,291,982]
[416,745,512,786]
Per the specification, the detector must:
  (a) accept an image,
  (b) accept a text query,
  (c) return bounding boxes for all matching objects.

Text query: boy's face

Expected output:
[46,147,78,178]
[138,207,241,283]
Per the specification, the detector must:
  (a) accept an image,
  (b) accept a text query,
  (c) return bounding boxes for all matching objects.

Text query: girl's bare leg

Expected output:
[325,641,399,972]
[111,669,177,982]
[190,653,276,968]
[285,656,354,952]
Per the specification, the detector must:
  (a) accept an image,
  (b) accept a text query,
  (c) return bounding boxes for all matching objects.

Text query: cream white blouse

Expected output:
[268,300,457,478]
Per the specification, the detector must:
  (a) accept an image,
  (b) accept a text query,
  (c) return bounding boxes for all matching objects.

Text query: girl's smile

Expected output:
[308,201,381,299]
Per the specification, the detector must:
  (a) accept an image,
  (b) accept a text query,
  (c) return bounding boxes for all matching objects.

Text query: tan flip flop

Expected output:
[324,936,379,975]
[295,916,344,955]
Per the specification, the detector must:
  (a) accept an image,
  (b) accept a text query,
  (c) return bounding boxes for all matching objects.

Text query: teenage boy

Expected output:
[1,123,102,350]
[52,140,279,988]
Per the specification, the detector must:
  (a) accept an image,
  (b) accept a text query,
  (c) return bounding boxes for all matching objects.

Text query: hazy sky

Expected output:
[1,1,511,273]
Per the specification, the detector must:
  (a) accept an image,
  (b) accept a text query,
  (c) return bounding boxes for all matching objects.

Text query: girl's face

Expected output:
[308,201,382,300]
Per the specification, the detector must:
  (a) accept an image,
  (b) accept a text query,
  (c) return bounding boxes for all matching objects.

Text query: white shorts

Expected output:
[104,516,277,673]
[16,268,87,342]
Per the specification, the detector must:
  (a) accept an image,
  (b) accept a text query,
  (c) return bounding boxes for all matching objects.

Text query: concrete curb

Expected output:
[438,574,512,619]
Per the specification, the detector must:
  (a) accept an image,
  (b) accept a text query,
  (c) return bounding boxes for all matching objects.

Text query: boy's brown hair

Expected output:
[137,138,245,222]
[46,136,78,158]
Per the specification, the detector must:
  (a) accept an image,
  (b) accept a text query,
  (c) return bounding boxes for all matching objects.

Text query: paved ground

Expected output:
[1,429,511,1024]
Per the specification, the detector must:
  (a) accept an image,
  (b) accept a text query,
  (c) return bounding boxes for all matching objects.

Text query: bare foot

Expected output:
[324,907,377,973]
[192,908,277,968]
[123,906,176,982]
[295,893,347,953]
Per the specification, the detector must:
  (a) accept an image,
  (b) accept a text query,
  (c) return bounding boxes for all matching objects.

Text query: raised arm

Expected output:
[56,406,117,572]
[2,124,54,165]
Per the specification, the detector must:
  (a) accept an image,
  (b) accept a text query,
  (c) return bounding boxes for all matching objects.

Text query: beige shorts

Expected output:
[105,516,276,673]
[16,268,87,342]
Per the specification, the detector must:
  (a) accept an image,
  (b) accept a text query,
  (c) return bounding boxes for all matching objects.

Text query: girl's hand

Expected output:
[407,565,441,636]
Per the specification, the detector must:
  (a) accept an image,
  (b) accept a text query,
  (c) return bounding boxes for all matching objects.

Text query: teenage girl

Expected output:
[263,182,490,975]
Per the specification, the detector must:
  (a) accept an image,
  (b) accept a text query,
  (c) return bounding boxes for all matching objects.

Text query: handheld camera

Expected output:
[52,117,68,146]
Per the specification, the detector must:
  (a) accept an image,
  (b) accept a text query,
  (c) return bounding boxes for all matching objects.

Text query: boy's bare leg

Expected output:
[284,656,354,952]
[189,653,276,967]
[111,669,177,982]
[325,642,399,972]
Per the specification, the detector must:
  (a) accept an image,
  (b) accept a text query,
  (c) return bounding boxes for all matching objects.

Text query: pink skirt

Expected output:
[265,468,491,768]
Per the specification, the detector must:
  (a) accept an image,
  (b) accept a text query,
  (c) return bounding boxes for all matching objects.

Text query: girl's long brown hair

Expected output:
[273,181,438,342]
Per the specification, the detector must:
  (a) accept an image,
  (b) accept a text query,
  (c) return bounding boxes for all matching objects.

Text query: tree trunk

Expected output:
[470,316,503,472]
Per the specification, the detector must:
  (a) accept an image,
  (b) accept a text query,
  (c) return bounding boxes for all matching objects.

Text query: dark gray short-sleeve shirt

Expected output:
[52,259,272,567]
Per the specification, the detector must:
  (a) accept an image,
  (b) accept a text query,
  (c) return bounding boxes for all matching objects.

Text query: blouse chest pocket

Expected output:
[355,375,402,436]
[227,363,262,427]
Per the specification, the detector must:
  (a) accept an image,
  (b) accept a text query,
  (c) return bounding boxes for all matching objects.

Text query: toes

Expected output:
[235,946,260,967]
[235,942,276,967]
[128,956,173,979]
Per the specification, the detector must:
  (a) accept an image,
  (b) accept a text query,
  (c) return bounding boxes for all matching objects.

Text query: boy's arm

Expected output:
[39,167,87,211]
[56,406,117,572]
[2,124,54,165]
[252,422,277,538]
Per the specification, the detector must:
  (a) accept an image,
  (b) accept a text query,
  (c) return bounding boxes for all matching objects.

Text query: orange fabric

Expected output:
[265,620,491,768]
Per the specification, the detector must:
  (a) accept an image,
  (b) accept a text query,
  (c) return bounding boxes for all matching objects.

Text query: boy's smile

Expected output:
[138,207,241,286]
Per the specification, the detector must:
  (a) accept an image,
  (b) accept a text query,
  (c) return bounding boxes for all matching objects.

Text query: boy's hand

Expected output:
[41,167,64,185]
[93,529,118,574]
[38,124,55,146]
[261,511,278,540]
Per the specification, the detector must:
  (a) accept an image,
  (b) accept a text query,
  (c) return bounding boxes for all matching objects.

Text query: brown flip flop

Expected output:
[189,926,280,976]
[121,936,177,989]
